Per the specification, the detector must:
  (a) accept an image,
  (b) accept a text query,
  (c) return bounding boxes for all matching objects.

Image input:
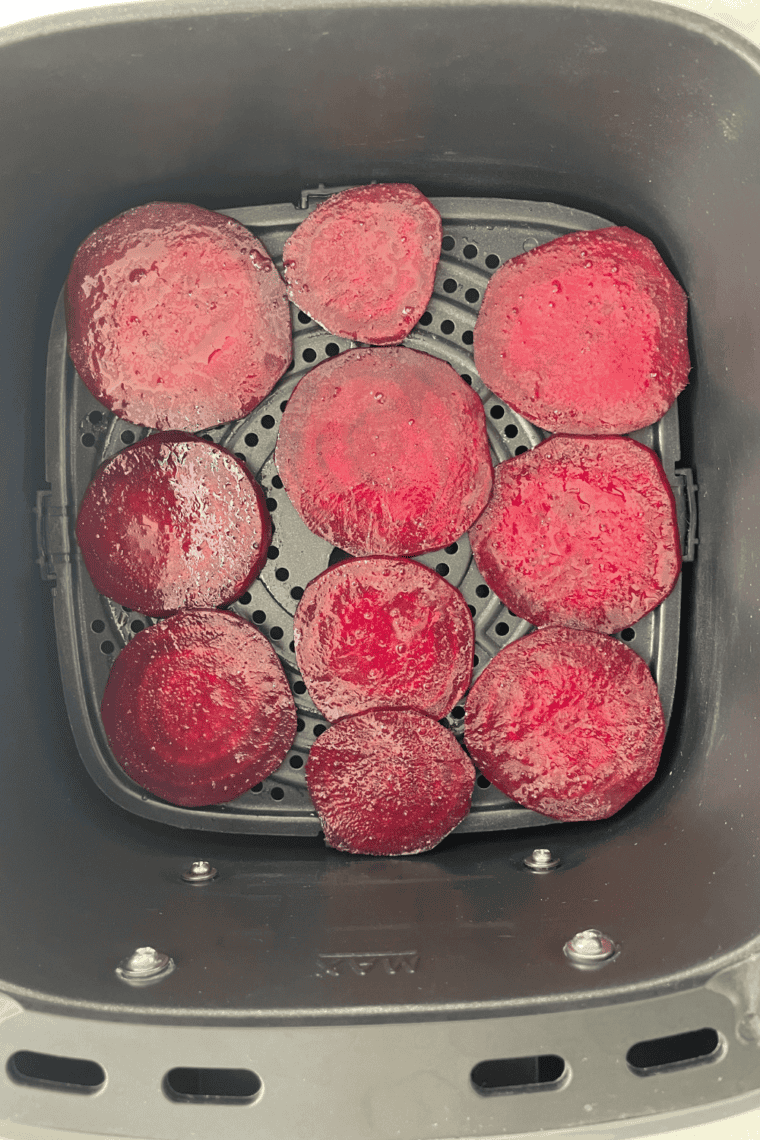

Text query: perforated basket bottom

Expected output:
[44,195,684,836]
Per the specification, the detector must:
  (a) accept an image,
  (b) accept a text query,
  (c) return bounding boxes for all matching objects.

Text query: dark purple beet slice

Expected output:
[294,556,474,721]
[305,709,475,856]
[101,609,297,807]
[65,201,292,431]
[282,184,442,344]
[275,346,493,556]
[76,432,271,617]
[474,226,689,434]
[469,435,681,634]
[464,627,665,822]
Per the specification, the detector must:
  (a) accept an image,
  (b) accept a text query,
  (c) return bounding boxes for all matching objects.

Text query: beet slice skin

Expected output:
[65,202,292,431]
[294,556,474,722]
[101,609,296,807]
[474,226,690,434]
[465,627,665,822]
[275,346,493,556]
[306,709,475,856]
[76,432,271,617]
[282,184,442,344]
[469,435,681,634]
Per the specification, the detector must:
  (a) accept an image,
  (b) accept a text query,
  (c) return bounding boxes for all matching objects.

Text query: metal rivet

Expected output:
[181,860,218,883]
[524,847,561,872]
[116,946,174,984]
[564,929,616,965]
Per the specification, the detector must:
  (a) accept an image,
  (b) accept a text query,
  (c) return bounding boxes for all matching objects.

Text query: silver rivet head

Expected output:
[524,848,561,872]
[116,946,174,983]
[564,929,616,965]
[181,860,218,883]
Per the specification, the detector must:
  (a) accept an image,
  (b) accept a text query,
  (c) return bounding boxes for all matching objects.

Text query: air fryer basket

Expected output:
[2,2,760,1139]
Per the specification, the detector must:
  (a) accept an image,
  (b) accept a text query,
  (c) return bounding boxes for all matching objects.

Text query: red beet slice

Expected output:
[282,184,442,344]
[465,627,665,822]
[474,226,690,434]
[76,432,271,617]
[305,709,475,855]
[65,202,292,431]
[294,556,474,721]
[101,609,296,807]
[469,435,681,634]
[275,346,493,556]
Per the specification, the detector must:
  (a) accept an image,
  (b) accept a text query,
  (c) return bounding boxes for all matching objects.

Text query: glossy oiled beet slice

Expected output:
[474,226,689,434]
[76,432,271,617]
[65,202,292,431]
[101,610,297,807]
[294,556,474,721]
[465,627,665,822]
[275,346,493,556]
[469,435,681,634]
[282,184,442,344]
[306,709,475,856]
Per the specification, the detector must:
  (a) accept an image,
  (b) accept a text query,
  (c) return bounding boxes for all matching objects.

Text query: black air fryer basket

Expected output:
[2,3,760,1139]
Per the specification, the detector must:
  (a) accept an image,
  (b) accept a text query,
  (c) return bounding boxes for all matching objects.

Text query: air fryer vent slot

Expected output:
[626,1028,722,1074]
[471,1054,567,1094]
[7,1050,106,1093]
[164,1067,262,1103]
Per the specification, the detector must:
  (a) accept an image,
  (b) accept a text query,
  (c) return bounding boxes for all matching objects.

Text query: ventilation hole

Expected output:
[297,311,311,324]
[325,342,340,357]
[245,433,258,448]
[266,498,278,511]
[504,424,519,438]
[495,622,509,636]
[291,586,304,601]
[238,592,252,606]
[289,640,295,652]
[328,546,352,567]
[100,640,114,655]
[465,288,480,303]
[269,626,284,641]
[293,680,307,695]
[445,543,459,555]
[296,718,305,731]
[267,545,279,559]
[473,655,480,667]
[627,1029,721,1074]
[443,278,458,293]
[515,445,528,455]
[119,430,135,445]
[234,453,247,463]
[272,474,283,489]
[475,585,490,598]
[418,311,433,326]
[451,706,465,719]
[261,414,275,429]
[485,254,500,269]
[442,236,455,251]
[462,330,474,345]
[290,754,304,769]
[251,783,263,793]
[199,434,213,442]
[302,348,317,363]
[91,619,105,634]
[489,405,505,420]
[270,787,285,801]
[471,1055,566,1095]
[508,608,518,617]
[252,610,266,624]
[460,373,473,385]
[621,628,636,641]
[477,775,491,789]
[280,400,288,412]
[435,563,450,576]
[313,724,327,737]
[440,320,455,335]
[88,410,103,424]
[468,605,476,617]
[8,1051,106,1094]
[275,567,289,582]
[286,360,295,372]
[130,620,144,633]
[81,433,95,447]
[463,244,478,259]
[164,1067,261,1103]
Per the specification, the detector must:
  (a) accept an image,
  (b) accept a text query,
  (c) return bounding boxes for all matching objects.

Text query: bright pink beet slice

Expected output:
[305,709,475,856]
[465,627,665,822]
[469,435,681,634]
[275,346,493,556]
[474,226,690,434]
[101,609,297,807]
[76,432,271,617]
[65,202,292,431]
[294,556,474,721]
[282,184,442,344]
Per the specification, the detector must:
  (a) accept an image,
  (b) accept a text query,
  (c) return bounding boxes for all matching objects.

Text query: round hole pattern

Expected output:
[443,278,457,294]
[504,424,518,438]
[261,415,275,429]
[81,433,95,447]
[621,628,636,641]
[303,348,317,363]
[270,786,285,801]
[121,430,135,445]
[245,433,259,447]
[463,244,478,259]
[441,236,455,252]
[441,320,455,335]
[465,288,480,304]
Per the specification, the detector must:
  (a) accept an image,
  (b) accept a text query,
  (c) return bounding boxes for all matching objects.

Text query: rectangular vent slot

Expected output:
[164,1067,261,1103]
[8,1050,105,1093]
[471,1054,566,1095]
[627,1028,721,1074]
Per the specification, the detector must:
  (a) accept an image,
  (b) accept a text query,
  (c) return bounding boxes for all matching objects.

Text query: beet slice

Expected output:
[294,556,474,721]
[275,346,493,556]
[65,202,292,431]
[469,435,681,634]
[101,610,296,807]
[465,627,665,822]
[282,184,442,344]
[76,432,271,617]
[474,226,690,434]
[305,709,475,855]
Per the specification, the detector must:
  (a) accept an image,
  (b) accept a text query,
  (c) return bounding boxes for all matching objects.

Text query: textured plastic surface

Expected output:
[45,196,685,836]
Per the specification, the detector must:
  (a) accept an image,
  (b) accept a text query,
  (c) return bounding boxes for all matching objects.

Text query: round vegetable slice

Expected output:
[76,432,271,617]
[65,201,292,431]
[474,226,689,434]
[464,626,665,822]
[469,435,681,634]
[294,556,474,721]
[306,709,475,856]
[275,346,493,556]
[282,183,442,344]
[101,609,297,807]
